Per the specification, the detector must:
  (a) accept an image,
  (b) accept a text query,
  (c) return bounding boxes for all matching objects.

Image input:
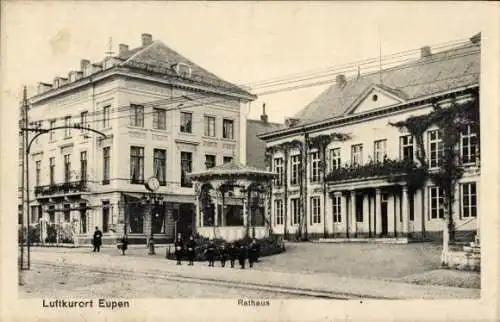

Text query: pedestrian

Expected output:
[205,240,216,267]
[248,239,259,268]
[219,243,229,267]
[174,234,184,265]
[238,243,247,269]
[92,226,103,252]
[228,242,238,268]
[119,235,128,255]
[186,235,196,266]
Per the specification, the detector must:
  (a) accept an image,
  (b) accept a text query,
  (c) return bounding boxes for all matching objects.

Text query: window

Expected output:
[461,182,477,218]
[333,194,342,222]
[291,198,300,225]
[223,119,234,139]
[63,204,71,222]
[311,196,321,224]
[176,63,192,78]
[35,160,41,187]
[428,129,443,168]
[102,105,110,128]
[80,111,88,133]
[180,112,192,133]
[400,135,414,161]
[374,139,387,163]
[429,186,444,219]
[153,108,166,130]
[274,199,284,225]
[204,116,216,137]
[102,201,110,233]
[49,157,55,185]
[130,146,144,184]
[351,144,363,166]
[49,120,56,141]
[310,151,320,183]
[153,149,166,185]
[461,125,478,164]
[64,116,72,138]
[80,151,87,184]
[205,154,216,169]
[103,147,110,185]
[64,154,71,183]
[273,157,284,186]
[48,205,55,223]
[330,148,341,170]
[180,152,193,187]
[223,156,233,164]
[130,104,144,127]
[290,155,301,185]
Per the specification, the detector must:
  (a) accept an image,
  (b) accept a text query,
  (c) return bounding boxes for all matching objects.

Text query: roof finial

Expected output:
[105,37,114,57]
[378,26,383,85]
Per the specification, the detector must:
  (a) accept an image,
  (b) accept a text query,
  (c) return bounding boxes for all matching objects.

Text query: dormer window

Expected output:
[174,63,192,78]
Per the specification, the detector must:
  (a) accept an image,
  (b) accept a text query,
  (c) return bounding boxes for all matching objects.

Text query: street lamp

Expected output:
[21,124,106,270]
[143,177,163,255]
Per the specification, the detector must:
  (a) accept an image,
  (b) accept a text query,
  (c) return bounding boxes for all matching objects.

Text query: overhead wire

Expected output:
[27,38,478,126]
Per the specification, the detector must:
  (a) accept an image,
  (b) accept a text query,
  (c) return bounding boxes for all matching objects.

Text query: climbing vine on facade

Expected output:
[390,95,479,243]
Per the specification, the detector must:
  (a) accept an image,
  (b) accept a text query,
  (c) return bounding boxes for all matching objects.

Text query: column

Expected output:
[402,186,409,236]
[362,194,369,237]
[341,193,347,237]
[375,188,382,236]
[350,190,356,237]
[325,193,334,236]
[369,194,374,237]
[214,194,219,228]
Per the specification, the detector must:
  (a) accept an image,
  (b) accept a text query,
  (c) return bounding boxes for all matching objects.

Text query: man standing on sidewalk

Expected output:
[238,243,247,269]
[186,235,196,266]
[205,240,216,267]
[92,226,103,252]
[174,234,184,265]
[248,239,259,268]
[228,242,238,268]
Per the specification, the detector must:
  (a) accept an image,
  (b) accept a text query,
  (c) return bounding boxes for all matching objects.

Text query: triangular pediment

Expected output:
[345,84,408,115]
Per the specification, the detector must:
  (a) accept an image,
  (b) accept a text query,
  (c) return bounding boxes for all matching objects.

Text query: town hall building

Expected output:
[259,34,481,242]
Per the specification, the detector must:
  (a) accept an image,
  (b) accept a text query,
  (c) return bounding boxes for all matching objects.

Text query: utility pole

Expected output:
[19,86,26,271]
[23,85,31,269]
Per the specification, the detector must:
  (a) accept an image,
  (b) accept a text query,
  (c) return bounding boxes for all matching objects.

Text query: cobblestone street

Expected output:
[18,243,480,299]
[20,263,297,299]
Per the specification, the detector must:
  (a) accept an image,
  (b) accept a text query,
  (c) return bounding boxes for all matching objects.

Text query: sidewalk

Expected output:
[30,249,479,299]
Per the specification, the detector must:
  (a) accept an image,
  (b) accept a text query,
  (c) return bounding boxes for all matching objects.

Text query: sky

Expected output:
[1,2,497,123]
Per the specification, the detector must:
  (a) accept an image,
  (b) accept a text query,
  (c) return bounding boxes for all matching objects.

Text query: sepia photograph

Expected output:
[1,1,499,321]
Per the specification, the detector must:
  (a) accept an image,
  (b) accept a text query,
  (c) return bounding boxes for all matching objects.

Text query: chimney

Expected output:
[141,33,153,47]
[119,43,129,56]
[80,59,90,71]
[420,46,432,58]
[470,33,481,45]
[260,103,268,123]
[336,74,346,87]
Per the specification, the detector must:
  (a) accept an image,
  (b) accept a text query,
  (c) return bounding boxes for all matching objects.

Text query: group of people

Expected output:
[92,227,261,269]
[174,234,260,269]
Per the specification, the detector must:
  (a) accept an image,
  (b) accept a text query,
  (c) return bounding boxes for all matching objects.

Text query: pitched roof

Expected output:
[292,41,480,125]
[187,160,275,180]
[118,41,255,98]
[246,119,285,169]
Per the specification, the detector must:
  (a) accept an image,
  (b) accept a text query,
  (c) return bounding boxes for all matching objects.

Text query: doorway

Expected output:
[176,203,195,239]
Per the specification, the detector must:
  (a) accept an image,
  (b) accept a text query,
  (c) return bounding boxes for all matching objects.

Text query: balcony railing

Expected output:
[34,180,87,196]
[325,159,423,183]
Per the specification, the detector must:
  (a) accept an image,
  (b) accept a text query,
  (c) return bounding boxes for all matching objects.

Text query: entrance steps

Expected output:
[316,237,408,244]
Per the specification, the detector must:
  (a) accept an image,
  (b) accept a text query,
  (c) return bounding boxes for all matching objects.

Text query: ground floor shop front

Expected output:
[28,191,196,245]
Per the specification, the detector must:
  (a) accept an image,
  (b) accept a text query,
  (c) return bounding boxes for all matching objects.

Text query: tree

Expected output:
[390,94,479,265]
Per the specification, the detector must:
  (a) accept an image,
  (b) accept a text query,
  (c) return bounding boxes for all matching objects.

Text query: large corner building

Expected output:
[23,33,258,244]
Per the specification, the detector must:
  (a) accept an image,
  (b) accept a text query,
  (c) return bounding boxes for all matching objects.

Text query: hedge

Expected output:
[166,233,286,262]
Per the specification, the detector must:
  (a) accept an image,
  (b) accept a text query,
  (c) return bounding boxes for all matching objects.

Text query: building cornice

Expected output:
[258,84,479,142]
[30,66,257,105]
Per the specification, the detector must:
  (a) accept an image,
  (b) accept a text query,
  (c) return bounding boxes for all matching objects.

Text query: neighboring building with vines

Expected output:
[259,33,481,242]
